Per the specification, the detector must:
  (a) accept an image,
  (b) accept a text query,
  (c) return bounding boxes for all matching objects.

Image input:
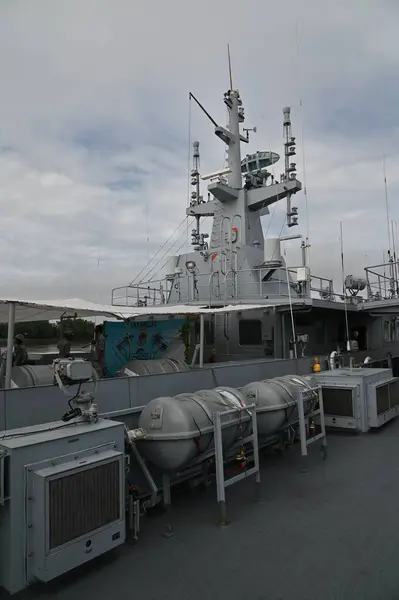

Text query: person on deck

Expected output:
[57,329,73,358]
[93,324,106,376]
[13,334,28,366]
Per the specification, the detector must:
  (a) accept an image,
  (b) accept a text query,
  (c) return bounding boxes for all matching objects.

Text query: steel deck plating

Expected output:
[5,420,399,600]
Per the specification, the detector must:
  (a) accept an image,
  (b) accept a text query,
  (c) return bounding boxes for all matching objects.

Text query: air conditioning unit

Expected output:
[0,419,126,595]
[313,367,399,432]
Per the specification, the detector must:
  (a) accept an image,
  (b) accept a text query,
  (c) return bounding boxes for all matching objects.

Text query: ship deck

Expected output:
[6,419,399,600]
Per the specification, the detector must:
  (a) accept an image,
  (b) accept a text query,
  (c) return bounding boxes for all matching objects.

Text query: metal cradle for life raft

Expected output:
[136,374,318,473]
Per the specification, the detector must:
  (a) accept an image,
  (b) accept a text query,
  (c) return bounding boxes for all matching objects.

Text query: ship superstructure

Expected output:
[110,83,399,366]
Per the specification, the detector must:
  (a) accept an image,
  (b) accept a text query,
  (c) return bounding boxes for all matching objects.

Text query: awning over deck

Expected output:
[0,297,305,323]
[0,297,307,388]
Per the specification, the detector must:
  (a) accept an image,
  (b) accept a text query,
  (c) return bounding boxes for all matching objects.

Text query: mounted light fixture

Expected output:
[185,260,196,273]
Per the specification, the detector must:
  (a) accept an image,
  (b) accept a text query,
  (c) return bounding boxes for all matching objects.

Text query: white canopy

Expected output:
[0,297,305,323]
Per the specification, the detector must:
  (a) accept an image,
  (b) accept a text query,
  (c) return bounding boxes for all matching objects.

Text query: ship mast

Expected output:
[186,54,302,253]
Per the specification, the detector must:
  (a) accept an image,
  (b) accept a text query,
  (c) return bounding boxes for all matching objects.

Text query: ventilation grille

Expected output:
[376,384,390,415]
[48,459,120,551]
[322,387,354,417]
[389,380,399,407]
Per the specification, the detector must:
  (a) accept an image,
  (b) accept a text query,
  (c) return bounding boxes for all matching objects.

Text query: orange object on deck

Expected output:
[312,356,321,373]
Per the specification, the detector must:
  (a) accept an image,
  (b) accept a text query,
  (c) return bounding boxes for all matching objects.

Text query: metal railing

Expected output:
[111,284,167,307]
[364,260,399,301]
[111,266,339,307]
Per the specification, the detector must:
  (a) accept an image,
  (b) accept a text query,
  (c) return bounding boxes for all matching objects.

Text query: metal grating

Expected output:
[389,379,399,407]
[322,387,354,417]
[376,384,390,415]
[48,459,120,551]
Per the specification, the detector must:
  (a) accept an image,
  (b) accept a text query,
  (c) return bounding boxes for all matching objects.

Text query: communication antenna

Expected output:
[227,43,233,90]
[383,155,392,253]
[383,157,396,295]
[391,219,399,295]
[295,19,311,265]
[340,222,351,355]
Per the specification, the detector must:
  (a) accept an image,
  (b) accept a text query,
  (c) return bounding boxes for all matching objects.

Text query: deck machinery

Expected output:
[2,357,399,595]
[313,367,399,432]
[0,358,326,595]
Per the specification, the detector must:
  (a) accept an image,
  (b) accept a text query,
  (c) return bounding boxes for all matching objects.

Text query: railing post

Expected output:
[5,302,15,390]
[297,390,307,457]
[214,411,226,524]
[199,313,204,368]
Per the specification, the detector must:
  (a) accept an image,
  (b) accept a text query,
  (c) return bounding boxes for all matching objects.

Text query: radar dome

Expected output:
[241,150,279,174]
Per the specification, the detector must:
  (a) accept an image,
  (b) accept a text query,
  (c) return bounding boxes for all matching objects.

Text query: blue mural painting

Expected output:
[103,319,186,377]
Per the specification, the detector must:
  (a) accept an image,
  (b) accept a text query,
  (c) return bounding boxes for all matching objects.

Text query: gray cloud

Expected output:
[0,0,398,303]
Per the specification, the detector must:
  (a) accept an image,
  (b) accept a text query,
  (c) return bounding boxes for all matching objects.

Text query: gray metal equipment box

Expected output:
[313,368,399,432]
[0,418,126,595]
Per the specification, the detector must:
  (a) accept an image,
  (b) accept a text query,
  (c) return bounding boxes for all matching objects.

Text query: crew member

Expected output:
[13,334,28,366]
[93,324,106,376]
[57,329,73,358]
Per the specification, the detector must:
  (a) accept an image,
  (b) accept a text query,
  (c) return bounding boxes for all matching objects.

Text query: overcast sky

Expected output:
[0,0,398,303]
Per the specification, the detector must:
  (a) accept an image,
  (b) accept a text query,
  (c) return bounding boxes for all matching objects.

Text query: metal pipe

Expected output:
[223,313,229,340]
[199,313,204,368]
[272,306,277,357]
[301,241,306,267]
[281,312,286,359]
[5,303,15,389]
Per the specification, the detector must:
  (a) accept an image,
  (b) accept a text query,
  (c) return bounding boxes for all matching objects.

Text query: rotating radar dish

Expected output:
[241,150,280,174]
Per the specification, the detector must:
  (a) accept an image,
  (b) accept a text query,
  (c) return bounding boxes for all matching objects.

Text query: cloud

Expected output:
[0,0,398,304]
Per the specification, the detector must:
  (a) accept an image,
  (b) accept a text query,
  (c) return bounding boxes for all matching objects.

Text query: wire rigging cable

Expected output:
[131,94,196,286]
[129,215,193,285]
[140,215,205,285]
[143,217,199,283]
[156,218,205,277]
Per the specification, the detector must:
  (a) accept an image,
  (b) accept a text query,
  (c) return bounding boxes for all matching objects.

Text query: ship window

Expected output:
[239,319,262,346]
[351,326,367,351]
[383,320,391,343]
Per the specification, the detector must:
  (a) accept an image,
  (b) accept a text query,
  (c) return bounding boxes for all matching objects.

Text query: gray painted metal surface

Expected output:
[213,403,260,525]
[0,419,126,595]
[120,358,189,376]
[10,365,54,388]
[1,68,398,600]
[93,377,131,413]
[138,387,251,471]
[4,385,67,430]
[0,391,4,431]
[137,374,316,473]
[5,420,399,600]
[313,367,398,431]
[133,369,216,406]
[0,358,315,431]
[241,375,315,436]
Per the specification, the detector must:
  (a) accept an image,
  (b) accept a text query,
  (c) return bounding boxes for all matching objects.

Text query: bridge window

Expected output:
[239,319,262,346]
[383,320,391,343]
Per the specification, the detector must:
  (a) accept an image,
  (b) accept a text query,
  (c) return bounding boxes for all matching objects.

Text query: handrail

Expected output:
[111,264,344,307]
